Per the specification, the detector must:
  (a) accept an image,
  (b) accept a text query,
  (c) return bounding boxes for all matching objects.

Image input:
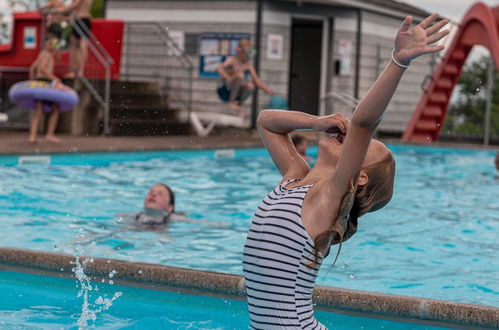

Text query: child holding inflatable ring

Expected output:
[28,36,63,144]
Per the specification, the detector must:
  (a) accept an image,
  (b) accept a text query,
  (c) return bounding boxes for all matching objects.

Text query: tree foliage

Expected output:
[444,56,499,138]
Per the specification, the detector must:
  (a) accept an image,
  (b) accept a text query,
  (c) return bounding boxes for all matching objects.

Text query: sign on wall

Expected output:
[336,39,353,75]
[23,27,36,49]
[266,34,283,60]
[168,31,185,55]
[199,32,251,78]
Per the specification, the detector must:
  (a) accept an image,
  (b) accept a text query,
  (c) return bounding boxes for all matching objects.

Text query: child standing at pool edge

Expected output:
[243,13,449,329]
[28,36,62,144]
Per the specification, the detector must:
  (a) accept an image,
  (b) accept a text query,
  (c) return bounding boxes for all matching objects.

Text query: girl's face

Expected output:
[144,184,172,212]
[318,136,389,169]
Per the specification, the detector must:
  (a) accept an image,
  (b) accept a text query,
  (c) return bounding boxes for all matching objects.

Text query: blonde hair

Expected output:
[311,152,396,266]
[238,39,253,50]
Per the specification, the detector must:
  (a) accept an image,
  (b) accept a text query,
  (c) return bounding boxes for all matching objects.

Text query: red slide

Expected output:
[402,2,499,143]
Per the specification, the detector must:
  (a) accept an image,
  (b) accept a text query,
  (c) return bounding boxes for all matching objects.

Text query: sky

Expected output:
[400,0,498,22]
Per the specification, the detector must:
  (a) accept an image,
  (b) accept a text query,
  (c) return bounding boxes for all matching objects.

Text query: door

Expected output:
[288,19,323,115]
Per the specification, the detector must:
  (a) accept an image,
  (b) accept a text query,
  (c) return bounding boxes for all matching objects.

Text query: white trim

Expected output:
[262,10,290,26]
[107,9,256,23]
[362,21,398,38]
[335,17,356,32]
[319,18,329,117]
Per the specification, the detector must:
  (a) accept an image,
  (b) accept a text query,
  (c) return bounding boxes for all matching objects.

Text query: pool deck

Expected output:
[1,130,498,155]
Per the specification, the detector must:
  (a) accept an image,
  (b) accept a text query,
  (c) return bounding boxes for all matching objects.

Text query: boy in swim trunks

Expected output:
[28,36,62,144]
[216,39,275,116]
[38,0,68,40]
[63,0,93,78]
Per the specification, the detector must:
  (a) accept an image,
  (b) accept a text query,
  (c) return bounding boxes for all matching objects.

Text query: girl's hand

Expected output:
[313,113,349,135]
[394,13,449,65]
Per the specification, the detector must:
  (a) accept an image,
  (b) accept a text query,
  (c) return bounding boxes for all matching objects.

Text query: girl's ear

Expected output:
[357,171,368,187]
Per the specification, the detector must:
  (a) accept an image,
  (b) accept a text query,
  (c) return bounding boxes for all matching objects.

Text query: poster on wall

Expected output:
[336,39,353,75]
[199,32,251,77]
[23,27,36,49]
[168,31,185,55]
[266,34,283,60]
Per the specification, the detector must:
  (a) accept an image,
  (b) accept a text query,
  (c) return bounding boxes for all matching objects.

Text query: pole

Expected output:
[251,0,263,129]
[484,57,493,146]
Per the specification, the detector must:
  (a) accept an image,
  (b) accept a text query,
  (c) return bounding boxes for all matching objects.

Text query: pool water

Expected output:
[0,146,497,307]
[0,270,455,329]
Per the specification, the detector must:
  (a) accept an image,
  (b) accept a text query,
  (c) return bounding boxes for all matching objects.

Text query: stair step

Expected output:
[430,92,448,104]
[423,106,443,117]
[415,120,439,131]
[110,95,169,108]
[110,80,161,92]
[109,121,191,136]
[443,64,459,75]
[110,109,179,120]
[409,134,434,143]
[436,79,453,90]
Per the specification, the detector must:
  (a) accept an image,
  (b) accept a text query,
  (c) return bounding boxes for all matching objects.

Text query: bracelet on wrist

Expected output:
[391,49,410,69]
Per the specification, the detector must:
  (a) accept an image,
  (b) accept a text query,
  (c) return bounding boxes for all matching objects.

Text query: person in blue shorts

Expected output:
[216,39,275,117]
[243,13,449,329]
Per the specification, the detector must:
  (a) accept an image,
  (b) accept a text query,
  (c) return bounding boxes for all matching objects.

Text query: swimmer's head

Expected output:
[144,183,175,212]
[236,39,254,60]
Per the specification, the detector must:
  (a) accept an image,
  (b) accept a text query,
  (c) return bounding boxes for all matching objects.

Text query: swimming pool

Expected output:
[0,145,497,307]
[0,269,456,329]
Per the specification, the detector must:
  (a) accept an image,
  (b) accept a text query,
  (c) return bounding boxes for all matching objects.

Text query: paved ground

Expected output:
[0,129,496,156]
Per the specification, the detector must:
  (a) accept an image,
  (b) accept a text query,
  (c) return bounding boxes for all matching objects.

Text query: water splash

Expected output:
[64,227,122,329]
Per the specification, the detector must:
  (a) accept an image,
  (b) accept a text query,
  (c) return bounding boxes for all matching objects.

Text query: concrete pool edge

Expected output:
[0,247,497,329]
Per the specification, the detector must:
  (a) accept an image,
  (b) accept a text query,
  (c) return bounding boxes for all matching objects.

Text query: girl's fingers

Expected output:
[399,15,412,32]
[425,19,448,36]
[427,29,450,44]
[419,13,439,29]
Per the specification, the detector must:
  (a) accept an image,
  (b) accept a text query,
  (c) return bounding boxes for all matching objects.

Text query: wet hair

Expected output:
[238,39,252,50]
[157,183,175,212]
[311,152,396,266]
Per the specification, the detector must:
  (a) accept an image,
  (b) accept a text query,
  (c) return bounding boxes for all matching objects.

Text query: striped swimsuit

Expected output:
[243,179,326,329]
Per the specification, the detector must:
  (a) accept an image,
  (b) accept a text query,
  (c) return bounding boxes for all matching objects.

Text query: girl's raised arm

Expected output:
[331,14,449,192]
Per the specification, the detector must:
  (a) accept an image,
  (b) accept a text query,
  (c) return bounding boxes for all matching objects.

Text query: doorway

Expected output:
[288,19,323,115]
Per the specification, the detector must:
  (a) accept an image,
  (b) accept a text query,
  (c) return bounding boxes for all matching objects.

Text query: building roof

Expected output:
[292,0,431,19]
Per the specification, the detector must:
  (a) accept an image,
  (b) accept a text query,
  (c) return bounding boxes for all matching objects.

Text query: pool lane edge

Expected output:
[0,247,497,329]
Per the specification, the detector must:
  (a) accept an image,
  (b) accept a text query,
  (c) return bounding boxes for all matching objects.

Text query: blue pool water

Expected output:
[0,270,455,329]
[0,145,497,307]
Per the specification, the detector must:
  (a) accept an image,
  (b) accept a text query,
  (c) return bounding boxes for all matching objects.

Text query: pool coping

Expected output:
[0,247,497,329]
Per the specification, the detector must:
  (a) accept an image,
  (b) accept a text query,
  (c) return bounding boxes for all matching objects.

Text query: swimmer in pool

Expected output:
[242,13,449,329]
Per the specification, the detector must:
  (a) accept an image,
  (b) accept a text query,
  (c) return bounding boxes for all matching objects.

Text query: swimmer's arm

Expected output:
[248,65,274,95]
[331,14,449,191]
[216,57,235,81]
[257,110,317,179]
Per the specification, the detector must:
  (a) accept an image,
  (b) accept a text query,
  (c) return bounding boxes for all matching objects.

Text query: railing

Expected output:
[70,18,114,135]
[122,22,193,116]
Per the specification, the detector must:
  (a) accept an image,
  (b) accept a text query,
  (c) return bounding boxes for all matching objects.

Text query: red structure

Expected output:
[0,12,124,80]
[402,2,499,143]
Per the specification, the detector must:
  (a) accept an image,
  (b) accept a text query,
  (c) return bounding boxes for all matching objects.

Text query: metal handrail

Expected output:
[125,22,194,115]
[70,19,112,135]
